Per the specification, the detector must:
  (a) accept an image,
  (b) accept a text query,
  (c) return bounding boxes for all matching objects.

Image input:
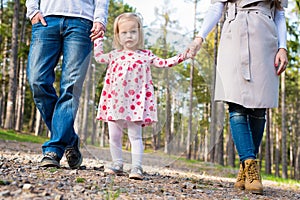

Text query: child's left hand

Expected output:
[90,22,106,41]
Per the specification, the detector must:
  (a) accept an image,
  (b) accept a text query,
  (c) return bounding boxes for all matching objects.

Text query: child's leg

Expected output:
[107,121,124,166]
[127,122,143,168]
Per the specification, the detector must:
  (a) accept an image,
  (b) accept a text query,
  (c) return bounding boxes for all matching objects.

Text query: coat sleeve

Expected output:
[197,2,224,39]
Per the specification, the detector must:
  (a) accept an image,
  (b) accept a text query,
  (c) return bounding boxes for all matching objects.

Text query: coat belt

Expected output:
[227,3,274,81]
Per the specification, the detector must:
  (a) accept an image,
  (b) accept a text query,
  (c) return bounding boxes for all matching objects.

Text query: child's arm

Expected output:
[94,37,110,64]
[150,52,185,68]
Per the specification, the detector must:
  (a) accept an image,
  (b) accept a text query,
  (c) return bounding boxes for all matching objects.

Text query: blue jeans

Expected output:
[27,16,93,159]
[228,103,266,162]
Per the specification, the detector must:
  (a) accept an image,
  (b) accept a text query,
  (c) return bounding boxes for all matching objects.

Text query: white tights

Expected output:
[107,120,143,168]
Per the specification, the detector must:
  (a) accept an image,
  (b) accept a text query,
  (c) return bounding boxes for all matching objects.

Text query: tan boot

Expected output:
[234,162,246,190]
[244,159,263,194]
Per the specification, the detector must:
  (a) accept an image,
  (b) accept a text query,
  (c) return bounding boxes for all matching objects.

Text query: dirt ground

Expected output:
[0,139,299,200]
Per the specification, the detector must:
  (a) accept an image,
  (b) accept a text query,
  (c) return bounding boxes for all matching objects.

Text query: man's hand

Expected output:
[31,12,47,26]
[90,22,106,41]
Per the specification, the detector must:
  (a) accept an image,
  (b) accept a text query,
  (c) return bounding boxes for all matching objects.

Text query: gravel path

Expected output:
[0,140,299,200]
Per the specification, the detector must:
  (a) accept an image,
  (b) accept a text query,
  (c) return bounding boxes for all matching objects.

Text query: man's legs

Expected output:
[27,16,63,161]
[27,16,93,167]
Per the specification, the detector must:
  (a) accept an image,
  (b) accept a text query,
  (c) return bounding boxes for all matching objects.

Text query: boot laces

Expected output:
[247,160,261,182]
[237,165,246,181]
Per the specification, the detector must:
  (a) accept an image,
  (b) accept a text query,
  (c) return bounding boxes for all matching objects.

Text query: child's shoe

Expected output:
[104,162,123,175]
[129,166,143,180]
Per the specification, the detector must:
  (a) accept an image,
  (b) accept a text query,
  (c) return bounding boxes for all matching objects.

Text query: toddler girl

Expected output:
[94,12,188,180]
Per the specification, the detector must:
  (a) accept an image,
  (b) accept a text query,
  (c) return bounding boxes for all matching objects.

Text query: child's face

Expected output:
[118,19,139,51]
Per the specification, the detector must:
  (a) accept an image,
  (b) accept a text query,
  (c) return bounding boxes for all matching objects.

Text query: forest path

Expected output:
[0,140,299,199]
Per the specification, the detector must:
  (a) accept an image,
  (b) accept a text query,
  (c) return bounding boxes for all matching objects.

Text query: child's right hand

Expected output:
[184,37,203,59]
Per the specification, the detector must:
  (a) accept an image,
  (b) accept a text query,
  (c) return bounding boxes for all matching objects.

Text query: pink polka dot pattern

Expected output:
[94,39,185,126]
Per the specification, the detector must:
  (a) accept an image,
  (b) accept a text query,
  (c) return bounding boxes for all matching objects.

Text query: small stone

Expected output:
[0,190,10,197]
[54,194,63,200]
[23,183,32,190]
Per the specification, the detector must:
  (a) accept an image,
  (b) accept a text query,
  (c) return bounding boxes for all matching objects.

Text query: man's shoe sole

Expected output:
[40,159,60,168]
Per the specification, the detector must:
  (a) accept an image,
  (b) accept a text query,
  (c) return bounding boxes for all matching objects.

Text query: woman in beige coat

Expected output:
[185,0,288,194]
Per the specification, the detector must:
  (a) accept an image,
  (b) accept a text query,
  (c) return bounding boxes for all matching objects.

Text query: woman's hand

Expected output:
[275,48,288,75]
[184,37,203,59]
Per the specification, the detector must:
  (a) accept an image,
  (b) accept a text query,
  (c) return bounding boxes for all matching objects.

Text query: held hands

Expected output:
[90,22,106,41]
[275,48,288,75]
[183,37,203,59]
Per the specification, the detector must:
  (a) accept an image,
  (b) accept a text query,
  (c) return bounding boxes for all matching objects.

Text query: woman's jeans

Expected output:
[228,103,266,162]
[27,16,93,159]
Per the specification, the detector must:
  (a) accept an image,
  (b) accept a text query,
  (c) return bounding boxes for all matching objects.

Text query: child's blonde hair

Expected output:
[113,13,144,50]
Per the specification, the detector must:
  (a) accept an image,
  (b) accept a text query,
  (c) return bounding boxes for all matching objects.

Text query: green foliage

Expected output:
[262,174,300,186]
[76,177,86,183]
[0,129,47,143]
[103,176,121,200]
[48,168,58,173]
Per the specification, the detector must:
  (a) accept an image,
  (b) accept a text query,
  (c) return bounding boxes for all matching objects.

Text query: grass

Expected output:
[263,174,300,185]
[0,128,47,144]
[76,177,86,183]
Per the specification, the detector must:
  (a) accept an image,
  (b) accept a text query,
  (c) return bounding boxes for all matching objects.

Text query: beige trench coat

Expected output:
[211,0,287,108]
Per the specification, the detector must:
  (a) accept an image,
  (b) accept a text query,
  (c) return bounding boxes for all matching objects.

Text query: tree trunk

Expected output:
[270,109,274,175]
[204,102,210,162]
[81,61,92,144]
[0,0,3,127]
[28,101,36,132]
[164,75,171,154]
[275,122,280,177]
[215,102,225,165]
[226,121,235,167]
[91,64,96,145]
[100,121,108,148]
[15,7,27,132]
[34,109,43,136]
[296,139,300,180]
[186,60,194,159]
[4,0,20,129]
[265,109,272,174]
[208,21,220,163]
[159,10,171,154]
[295,80,300,180]
[281,73,287,178]
[0,37,8,127]
[193,124,199,160]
